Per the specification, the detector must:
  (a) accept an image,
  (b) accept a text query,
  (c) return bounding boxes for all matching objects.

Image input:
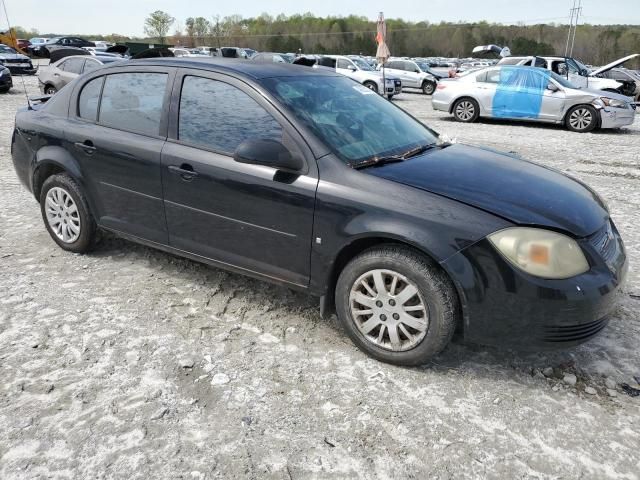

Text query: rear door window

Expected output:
[178,76,282,153]
[98,72,168,136]
[63,57,85,74]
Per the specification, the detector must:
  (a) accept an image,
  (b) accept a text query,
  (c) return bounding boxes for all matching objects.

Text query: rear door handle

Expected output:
[74,141,97,154]
[168,164,199,180]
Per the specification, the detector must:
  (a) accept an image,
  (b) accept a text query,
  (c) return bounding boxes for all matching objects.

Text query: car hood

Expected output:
[572,87,631,102]
[364,144,607,237]
[591,53,639,76]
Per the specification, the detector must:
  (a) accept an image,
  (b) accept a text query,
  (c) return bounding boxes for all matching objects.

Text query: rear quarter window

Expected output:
[78,76,104,122]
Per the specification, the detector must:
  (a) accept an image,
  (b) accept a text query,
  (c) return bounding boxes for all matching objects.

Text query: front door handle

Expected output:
[74,140,97,154]
[168,164,199,181]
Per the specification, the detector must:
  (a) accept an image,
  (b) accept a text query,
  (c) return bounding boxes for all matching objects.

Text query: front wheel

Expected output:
[566,105,598,132]
[387,94,394,100]
[39,173,97,253]
[452,98,479,123]
[422,80,436,95]
[44,85,57,95]
[335,246,459,366]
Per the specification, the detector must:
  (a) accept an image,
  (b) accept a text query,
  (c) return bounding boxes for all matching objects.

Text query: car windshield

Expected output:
[261,75,438,166]
[351,57,374,71]
[549,71,577,89]
[415,61,430,72]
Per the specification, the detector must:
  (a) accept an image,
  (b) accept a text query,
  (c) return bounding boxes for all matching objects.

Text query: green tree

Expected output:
[144,10,175,44]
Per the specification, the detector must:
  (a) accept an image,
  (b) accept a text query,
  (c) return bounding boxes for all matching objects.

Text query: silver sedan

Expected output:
[432,65,636,133]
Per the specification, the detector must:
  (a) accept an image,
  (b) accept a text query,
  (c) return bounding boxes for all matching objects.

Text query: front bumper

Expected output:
[599,106,636,128]
[384,79,402,96]
[431,97,450,112]
[1,62,37,75]
[442,219,628,349]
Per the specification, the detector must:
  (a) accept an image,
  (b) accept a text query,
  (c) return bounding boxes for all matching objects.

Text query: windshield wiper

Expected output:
[352,143,436,169]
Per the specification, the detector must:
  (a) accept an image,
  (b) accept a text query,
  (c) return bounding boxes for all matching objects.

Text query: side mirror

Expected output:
[234,139,304,173]
[547,83,559,92]
[348,65,357,71]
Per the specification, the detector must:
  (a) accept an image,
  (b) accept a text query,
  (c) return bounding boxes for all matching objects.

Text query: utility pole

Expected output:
[564,0,582,57]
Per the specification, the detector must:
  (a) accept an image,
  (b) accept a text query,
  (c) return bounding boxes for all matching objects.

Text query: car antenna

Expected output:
[1,0,33,110]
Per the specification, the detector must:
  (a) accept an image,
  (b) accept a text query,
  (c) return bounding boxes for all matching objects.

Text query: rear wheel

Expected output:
[452,98,479,123]
[422,80,436,95]
[39,173,97,253]
[363,81,378,93]
[335,246,458,366]
[566,105,598,133]
[44,85,57,95]
[387,94,394,100]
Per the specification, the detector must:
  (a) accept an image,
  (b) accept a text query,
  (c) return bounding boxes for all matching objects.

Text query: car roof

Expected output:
[101,57,341,79]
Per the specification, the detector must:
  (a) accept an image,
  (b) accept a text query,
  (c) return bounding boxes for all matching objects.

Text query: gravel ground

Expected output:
[1,75,639,480]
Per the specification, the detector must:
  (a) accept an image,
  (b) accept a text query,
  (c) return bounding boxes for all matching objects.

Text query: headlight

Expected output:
[488,228,589,279]
[600,97,627,109]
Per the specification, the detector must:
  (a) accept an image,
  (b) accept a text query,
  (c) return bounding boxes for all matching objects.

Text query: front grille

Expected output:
[543,317,609,343]
[394,80,401,87]
[589,220,618,264]
[2,59,27,64]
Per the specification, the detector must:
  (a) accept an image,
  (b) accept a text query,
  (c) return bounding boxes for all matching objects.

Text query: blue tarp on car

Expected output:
[492,66,550,119]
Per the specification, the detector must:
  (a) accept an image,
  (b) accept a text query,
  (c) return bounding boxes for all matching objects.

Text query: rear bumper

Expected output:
[442,220,628,350]
[431,97,450,112]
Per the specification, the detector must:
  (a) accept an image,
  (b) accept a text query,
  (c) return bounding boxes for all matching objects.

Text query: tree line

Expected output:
[13,12,640,66]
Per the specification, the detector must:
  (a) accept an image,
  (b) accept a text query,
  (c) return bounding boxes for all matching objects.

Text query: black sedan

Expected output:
[0,44,36,75]
[10,59,627,365]
[0,64,12,92]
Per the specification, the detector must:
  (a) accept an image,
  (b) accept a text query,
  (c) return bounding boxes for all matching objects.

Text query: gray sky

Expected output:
[4,0,640,37]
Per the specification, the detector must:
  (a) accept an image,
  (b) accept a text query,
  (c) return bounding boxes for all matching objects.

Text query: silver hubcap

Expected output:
[455,101,475,121]
[45,187,80,243]
[349,269,429,352]
[569,108,592,130]
[365,83,376,91]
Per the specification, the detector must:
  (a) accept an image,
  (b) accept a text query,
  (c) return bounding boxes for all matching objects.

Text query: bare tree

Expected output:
[144,10,175,44]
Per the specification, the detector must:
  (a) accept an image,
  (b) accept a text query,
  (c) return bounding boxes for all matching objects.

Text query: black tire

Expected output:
[363,81,378,93]
[39,173,97,253]
[0,87,9,94]
[565,104,598,133]
[44,85,57,95]
[422,80,436,95]
[335,245,459,366]
[452,97,479,123]
[387,94,394,100]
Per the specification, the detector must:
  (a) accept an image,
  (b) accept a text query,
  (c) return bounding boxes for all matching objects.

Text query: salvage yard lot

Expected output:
[1,75,639,479]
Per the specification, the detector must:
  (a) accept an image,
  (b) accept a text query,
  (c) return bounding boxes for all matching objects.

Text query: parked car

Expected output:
[28,37,48,55]
[252,52,293,63]
[432,65,635,132]
[497,55,636,97]
[34,37,96,57]
[596,67,640,101]
[90,41,113,52]
[0,64,12,92]
[17,39,31,52]
[0,44,36,74]
[379,58,438,95]
[38,54,122,94]
[323,54,401,99]
[169,48,196,58]
[11,59,627,365]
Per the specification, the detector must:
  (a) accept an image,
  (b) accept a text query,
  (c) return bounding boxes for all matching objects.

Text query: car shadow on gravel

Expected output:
[87,232,637,394]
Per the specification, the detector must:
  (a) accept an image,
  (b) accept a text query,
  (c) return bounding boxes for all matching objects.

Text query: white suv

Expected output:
[379,58,438,95]
[324,55,402,99]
